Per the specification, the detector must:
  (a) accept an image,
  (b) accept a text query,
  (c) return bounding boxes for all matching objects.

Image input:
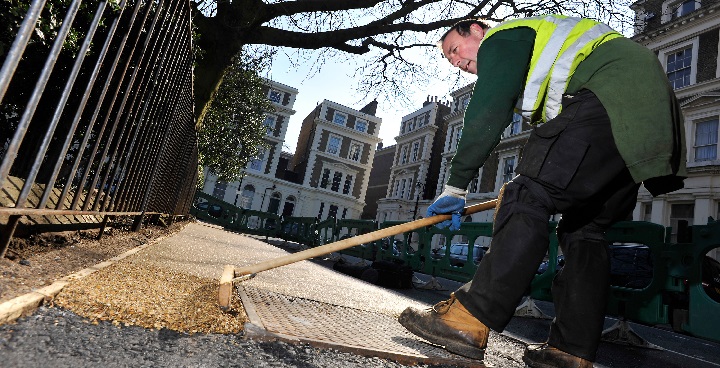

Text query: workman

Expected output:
[398,15,687,368]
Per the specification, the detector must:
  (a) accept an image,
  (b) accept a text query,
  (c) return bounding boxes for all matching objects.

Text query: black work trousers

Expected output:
[454,89,640,361]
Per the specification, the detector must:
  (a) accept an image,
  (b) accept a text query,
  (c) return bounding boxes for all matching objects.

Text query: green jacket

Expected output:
[447,27,687,195]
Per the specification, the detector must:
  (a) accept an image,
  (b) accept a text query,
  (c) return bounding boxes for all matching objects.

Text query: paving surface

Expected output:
[1,221,719,368]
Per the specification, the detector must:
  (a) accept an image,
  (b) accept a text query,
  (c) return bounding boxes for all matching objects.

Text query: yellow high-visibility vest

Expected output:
[483,15,622,123]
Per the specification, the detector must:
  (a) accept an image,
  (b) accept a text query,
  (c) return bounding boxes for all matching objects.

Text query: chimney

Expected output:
[423,95,435,107]
[377,142,384,150]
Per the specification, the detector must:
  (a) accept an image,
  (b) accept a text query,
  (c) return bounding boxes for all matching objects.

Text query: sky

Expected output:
[267,50,475,153]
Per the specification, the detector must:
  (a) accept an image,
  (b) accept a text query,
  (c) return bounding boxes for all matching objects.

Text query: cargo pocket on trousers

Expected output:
[492,182,519,236]
[515,119,589,190]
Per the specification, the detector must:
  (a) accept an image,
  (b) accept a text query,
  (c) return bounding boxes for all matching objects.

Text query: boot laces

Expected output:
[430,295,455,313]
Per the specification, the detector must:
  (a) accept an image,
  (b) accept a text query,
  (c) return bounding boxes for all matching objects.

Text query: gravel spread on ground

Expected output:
[1,220,186,304]
[52,258,248,334]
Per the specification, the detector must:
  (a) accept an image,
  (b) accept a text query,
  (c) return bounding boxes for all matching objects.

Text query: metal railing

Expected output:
[0,0,197,256]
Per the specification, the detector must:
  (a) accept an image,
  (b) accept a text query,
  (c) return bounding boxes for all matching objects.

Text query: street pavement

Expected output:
[1,222,719,368]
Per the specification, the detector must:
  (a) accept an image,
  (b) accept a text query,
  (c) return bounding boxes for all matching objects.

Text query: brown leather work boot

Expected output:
[398,293,488,360]
[523,343,593,368]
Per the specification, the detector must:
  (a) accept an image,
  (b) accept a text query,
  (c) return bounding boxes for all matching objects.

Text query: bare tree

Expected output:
[191,0,634,123]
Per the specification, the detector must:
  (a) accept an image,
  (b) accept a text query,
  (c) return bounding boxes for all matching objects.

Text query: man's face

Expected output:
[441,23,485,75]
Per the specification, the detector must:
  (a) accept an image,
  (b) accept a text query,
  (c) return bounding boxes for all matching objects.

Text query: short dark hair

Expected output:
[438,19,492,45]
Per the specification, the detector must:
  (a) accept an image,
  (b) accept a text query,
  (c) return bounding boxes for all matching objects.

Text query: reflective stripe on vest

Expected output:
[482,15,621,123]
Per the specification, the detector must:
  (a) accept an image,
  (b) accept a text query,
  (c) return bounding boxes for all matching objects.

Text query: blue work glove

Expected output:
[426,185,467,231]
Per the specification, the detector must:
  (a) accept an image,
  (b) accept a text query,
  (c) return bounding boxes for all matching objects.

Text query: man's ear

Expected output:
[469,23,485,37]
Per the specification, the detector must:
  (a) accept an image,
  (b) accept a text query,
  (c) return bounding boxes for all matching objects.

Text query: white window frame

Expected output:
[669,202,695,242]
[330,171,343,192]
[411,140,420,162]
[263,114,277,135]
[332,111,348,126]
[454,126,463,151]
[326,134,342,156]
[249,147,266,171]
[348,142,363,162]
[355,119,367,133]
[510,113,522,135]
[659,38,698,90]
[268,89,283,103]
[469,167,484,194]
[342,174,355,195]
[661,0,701,23]
[461,94,471,110]
[319,163,358,196]
[400,145,409,165]
[495,153,517,192]
[693,117,719,162]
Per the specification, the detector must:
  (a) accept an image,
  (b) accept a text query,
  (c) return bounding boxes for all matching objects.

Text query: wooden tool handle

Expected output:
[219,199,497,309]
[233,198,497,277]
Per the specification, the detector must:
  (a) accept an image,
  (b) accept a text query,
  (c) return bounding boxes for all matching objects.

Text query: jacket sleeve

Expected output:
[446,28,535,189]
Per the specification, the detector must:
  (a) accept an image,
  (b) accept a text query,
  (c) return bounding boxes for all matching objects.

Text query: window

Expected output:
[333,111,347,126]
[355,119,367,132]
[642,202,652,222]
[454,126,463,150]
[267,192,281,214]
[406,179,413,199]
[418,113,428,128]
[510,113,522,135]
[400,121,406,134]
[263,115,276,135]
[240,185,255,208]
[343,174,353,194]
[318,202,325,219]
[348,143,362,162]
[461,95,471,110]
[412,141,420,161]
[341,208,348,219]
[320,168,330,188]
[282,196,296,217]
[695,119,718,161]
[331,171,343,192]
[249,148,265,171]
[502,156,516,184]
[268,89,282,103]
[675,0,697,18]
[409,118,416,131]
[470,174,479,193]
[213,180,227,199]
[394,181,400,197]
[400,145,409,164]
[400,179,407,199]
[670,203,694,242]
[328,205,339,219]
[327,135,342,155]
[666,47,692,89]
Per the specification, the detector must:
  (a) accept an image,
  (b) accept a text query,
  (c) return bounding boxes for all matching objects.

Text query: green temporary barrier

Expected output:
[373,221,420,266]
[680,220,720,342]
[315,218,337,246]
[189,191,245,228]
[279,216,318,246]
[190,191,281,237]
[604,221,671,326]
[420,222,494,283]
[336,219,378,259]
